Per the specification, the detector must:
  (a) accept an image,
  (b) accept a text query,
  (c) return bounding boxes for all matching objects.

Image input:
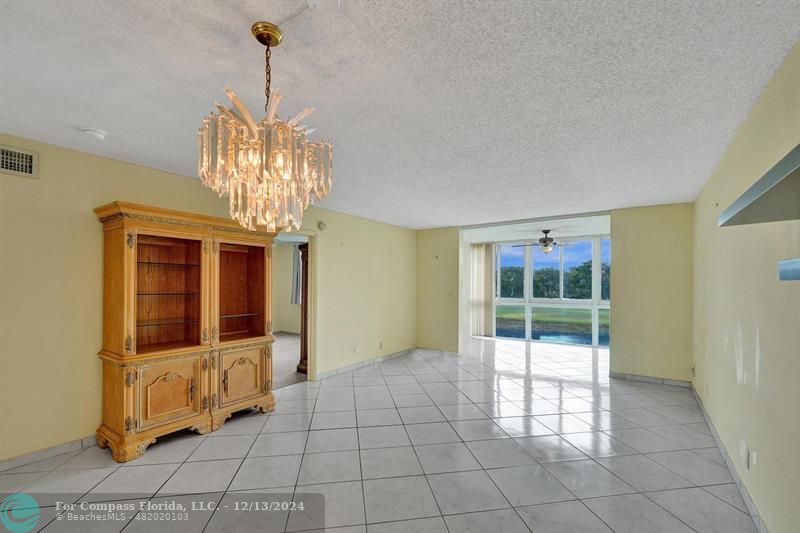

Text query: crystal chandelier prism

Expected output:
[198,22,333,231]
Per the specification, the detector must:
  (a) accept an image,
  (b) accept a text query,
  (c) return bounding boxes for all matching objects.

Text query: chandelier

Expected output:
[197,22,333,231]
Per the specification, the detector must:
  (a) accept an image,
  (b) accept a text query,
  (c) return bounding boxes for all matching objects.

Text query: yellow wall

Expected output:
[692,43,800,532]
[298,208,417,376]
[416,227,460,352]
[272,243,301,334]
[0,134,417,460]
[610,204,694,382]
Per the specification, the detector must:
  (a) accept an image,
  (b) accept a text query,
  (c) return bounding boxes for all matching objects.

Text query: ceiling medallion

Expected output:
[198,21,333,231]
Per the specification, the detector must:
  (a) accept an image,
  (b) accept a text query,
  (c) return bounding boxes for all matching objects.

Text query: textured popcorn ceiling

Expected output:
[1,1,798,228]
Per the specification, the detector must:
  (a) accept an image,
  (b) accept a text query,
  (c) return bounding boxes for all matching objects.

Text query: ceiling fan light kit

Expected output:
[197,21,333,232]
[513,229,560,253]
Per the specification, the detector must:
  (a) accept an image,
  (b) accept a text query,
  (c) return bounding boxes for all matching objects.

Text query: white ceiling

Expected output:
[1,1,798,229]
[462,214,610,244]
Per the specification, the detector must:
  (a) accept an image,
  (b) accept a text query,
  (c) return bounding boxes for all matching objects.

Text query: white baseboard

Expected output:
[609,371,691,388]
[0,435,96,473]
[315,348,415,380]
[692,388,768,533]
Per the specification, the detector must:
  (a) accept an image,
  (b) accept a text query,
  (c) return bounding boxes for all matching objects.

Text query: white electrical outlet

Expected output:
[740,441,756,470]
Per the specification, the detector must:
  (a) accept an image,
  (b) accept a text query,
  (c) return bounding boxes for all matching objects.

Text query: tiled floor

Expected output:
[273,332,307,390]
[0,338,756,532]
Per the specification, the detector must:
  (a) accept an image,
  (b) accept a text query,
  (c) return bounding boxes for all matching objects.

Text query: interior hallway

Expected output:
[0,337,754,532]
[273,332,307,390]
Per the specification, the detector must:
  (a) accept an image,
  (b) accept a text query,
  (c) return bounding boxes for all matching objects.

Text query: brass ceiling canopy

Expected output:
[251,21,283,47]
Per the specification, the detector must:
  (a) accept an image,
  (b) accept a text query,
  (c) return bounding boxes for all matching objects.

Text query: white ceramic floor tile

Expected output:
[646,450,734,485]
[487,464,575,506]
[211,412,268,435]
[357,408,403,427]
[465,438,536,469]
[1,451,81,474]
[647,487,755,533]
[262,413,313,433]
[367,517,447,533]
[125,493,223,533]
[248,431,308,457]
[55,447,119,470]
[543,459,636,498]
[449,419,509,441]
[26,467,117,506]
[562,431,638,458]
[305,428,358,453]
[493,416,555,437]
[517,500,613,533]
[398,406,446,424]
[595,454,693,492]
[311,410,357,430]
[648,424,716,449]
[603,428,685,453]
[0,472,45,495]
[583,493,694,533]
[360,446,423,479]
[363,475,440,523]
[229,454,302,490]
[158,459,241,494]
[205,490,290,533]
[287,480,365,531]
[427,470,509,515]
[513,435,588,462]
[358,425,411,449]
[405,422,461,445]
[86,463,179,498]
[703,483,750,513]
[297,450,361,485]
[415,442,482,474]
[444,509,530,533]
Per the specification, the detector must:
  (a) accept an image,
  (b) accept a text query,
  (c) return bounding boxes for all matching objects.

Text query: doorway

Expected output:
[271,235,309,389]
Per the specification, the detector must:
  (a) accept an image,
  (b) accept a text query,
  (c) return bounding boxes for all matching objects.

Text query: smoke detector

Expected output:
[81,128,108,140]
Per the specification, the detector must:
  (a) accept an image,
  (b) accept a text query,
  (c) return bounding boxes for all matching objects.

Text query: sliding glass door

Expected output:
[494,236,611,347]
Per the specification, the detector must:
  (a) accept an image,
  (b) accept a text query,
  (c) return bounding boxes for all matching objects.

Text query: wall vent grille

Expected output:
[1,145,39,178]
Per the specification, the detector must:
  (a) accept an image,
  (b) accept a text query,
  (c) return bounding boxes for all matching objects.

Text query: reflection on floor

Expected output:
[273,331,306,390]
[0,337,755,532]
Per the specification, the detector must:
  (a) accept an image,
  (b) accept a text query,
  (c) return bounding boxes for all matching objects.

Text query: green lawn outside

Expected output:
[495,305,609,327]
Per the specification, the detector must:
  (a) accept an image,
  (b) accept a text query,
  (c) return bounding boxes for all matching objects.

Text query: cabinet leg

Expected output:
[212,413,231,431]
[257,393,276,414]
[109,439,154,463]
[191,421,212,435]
[96,433,109,449]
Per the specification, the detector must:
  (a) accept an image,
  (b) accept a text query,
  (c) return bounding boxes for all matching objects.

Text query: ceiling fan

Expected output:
[512,230,571,254]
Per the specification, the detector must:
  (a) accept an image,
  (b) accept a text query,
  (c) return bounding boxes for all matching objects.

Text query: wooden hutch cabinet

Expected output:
[94,202,276,462]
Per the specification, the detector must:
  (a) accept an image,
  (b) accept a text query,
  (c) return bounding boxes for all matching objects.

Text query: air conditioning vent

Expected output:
[1,145,39,178]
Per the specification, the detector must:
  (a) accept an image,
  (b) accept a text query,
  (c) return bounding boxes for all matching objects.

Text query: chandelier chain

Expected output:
[199,22,333,232]
[265,41,271,113]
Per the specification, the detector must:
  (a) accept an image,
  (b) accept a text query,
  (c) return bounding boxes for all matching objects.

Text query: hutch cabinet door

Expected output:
[136,355,203,430]
[219,345,266,406]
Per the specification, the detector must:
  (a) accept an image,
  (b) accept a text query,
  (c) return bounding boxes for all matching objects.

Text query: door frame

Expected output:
[296,242,309,374]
